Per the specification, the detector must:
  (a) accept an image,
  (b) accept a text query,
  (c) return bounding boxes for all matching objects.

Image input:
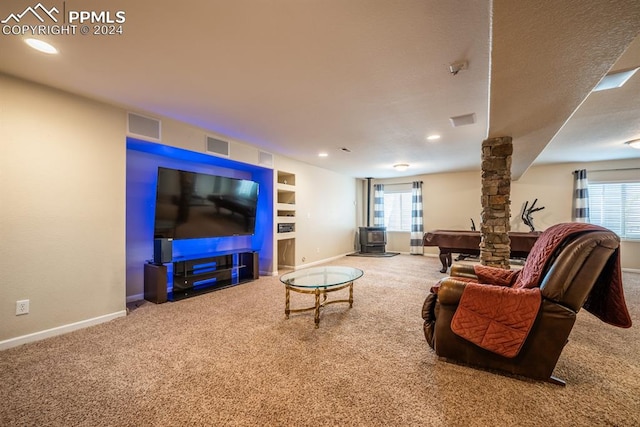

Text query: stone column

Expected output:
[480,136,512,269]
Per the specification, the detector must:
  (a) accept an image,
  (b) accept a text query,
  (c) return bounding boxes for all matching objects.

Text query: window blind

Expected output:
[383,191,412,232]
[588,182,640,240]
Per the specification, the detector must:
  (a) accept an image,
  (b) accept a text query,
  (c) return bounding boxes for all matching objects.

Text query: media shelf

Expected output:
[144,249,258,303]
[276,170,296,269]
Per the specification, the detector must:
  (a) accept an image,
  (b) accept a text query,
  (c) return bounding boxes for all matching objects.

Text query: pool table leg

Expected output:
[439,251,452,273]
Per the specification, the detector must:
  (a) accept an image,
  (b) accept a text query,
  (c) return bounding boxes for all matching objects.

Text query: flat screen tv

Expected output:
[153,167,259,239]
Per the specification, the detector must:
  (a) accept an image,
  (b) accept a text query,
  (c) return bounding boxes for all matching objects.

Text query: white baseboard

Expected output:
[270,253,354,275]
[260,270,279,276]
[127,293,144,303]
[0,310,127,351]
[296,252,353,270]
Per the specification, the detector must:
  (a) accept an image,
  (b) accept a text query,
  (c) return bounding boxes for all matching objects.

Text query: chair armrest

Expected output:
[437,278,469,305]
[450,264,478,279]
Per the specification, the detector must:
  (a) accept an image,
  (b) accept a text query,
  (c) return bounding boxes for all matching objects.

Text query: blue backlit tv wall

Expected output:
[125,138,274,299]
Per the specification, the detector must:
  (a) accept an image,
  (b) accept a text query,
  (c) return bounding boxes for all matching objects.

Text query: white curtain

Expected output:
[573,169,590,222]
[373,184,385,227]
[410,181,424,254]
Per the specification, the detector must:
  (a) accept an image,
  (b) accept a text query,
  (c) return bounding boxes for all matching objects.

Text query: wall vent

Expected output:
[258,151,274,167]
[127,112,161,141]
[205,136,230,157]
[449,113,476,127]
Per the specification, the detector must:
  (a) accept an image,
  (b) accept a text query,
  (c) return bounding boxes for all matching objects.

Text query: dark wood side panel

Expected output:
[144,263,167,304]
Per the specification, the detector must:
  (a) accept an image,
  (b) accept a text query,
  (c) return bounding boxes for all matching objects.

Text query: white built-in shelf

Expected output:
[277,189,295,205]
[276,170,297,265]
[276,231,296,240]
[277,172,296,186]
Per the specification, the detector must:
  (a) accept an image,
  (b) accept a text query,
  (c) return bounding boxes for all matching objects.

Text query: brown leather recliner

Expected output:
[422,223,631,385]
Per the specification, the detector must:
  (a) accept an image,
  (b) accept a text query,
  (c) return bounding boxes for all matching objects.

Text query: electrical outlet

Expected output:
[16,300,29,316]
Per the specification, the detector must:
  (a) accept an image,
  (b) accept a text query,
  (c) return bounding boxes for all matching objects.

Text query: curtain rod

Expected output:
[378,181,423,185]
[582,167,640,173]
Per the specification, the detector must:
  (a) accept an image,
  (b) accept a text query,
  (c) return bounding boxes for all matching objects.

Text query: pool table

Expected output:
[423,230,541,272]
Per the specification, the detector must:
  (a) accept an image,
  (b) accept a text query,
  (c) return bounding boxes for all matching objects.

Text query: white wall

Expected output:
[275,156,357,269]
[0,74,127,345]
[376,159,640,270]
[372,171,481,255]
[513,160,640,270]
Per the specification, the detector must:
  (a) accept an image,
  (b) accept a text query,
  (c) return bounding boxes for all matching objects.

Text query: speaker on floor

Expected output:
[153,238,173,265]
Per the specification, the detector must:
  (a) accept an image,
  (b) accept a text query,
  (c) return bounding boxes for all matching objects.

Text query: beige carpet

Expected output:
[1,255,639,426]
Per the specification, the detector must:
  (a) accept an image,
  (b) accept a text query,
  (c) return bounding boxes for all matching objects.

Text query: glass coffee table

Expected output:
[280,266,364,328]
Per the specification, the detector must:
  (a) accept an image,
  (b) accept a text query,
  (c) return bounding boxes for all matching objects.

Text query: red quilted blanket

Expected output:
[449,222,632,358]
[451,284,540,358]
[513,222,631,328]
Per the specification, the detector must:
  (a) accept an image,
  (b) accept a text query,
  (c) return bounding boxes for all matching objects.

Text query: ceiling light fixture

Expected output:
[592,67,639,92]
[393,163,409,172]
[318,152,328,157]
[426,134,441,141]
[625,139,640,149]
[25,38,58,54]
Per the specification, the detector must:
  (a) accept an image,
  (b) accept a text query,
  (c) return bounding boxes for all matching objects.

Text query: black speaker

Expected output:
[153,238,173,265]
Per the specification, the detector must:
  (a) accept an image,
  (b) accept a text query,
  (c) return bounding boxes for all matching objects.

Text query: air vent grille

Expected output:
[127,112,161,141]
[449,113,476,127]
[206,136,230,157]
[259,151,273,167]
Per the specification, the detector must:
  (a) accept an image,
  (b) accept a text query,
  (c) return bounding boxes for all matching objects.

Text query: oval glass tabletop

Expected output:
[280,266,364,288]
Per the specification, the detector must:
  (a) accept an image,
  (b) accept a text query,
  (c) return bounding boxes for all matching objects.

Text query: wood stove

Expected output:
[359,226,387,253]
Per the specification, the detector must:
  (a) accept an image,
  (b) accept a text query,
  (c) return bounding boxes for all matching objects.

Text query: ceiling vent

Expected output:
[258,151,274,167]
[127,112,161,141]
[205,136,230,157]
[449,113,476,127]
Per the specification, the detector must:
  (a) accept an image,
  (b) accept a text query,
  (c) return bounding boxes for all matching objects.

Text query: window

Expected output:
[588,181,640,240]
[383,190,412,232]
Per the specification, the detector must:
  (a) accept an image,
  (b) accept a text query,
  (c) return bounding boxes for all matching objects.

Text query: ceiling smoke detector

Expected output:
[449,61,468,76]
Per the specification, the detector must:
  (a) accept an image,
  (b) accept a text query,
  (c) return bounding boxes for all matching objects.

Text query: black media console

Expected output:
[144,249,259,303]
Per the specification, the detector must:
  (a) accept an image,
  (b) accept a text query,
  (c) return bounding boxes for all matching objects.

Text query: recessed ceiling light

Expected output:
[318,152,328,157]
[592,67,639,92]
[625,139,640,149]
[393,163,409,172]
[25,38,58,54]
[426,134,441,141]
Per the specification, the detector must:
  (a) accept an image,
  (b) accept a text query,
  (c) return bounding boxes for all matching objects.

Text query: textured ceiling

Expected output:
[537,35,640,166]
[1,1,639,179]
[490,0,640,178]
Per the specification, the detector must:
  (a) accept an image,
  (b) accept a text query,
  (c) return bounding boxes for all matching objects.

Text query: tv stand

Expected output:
[144,249,258,303]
